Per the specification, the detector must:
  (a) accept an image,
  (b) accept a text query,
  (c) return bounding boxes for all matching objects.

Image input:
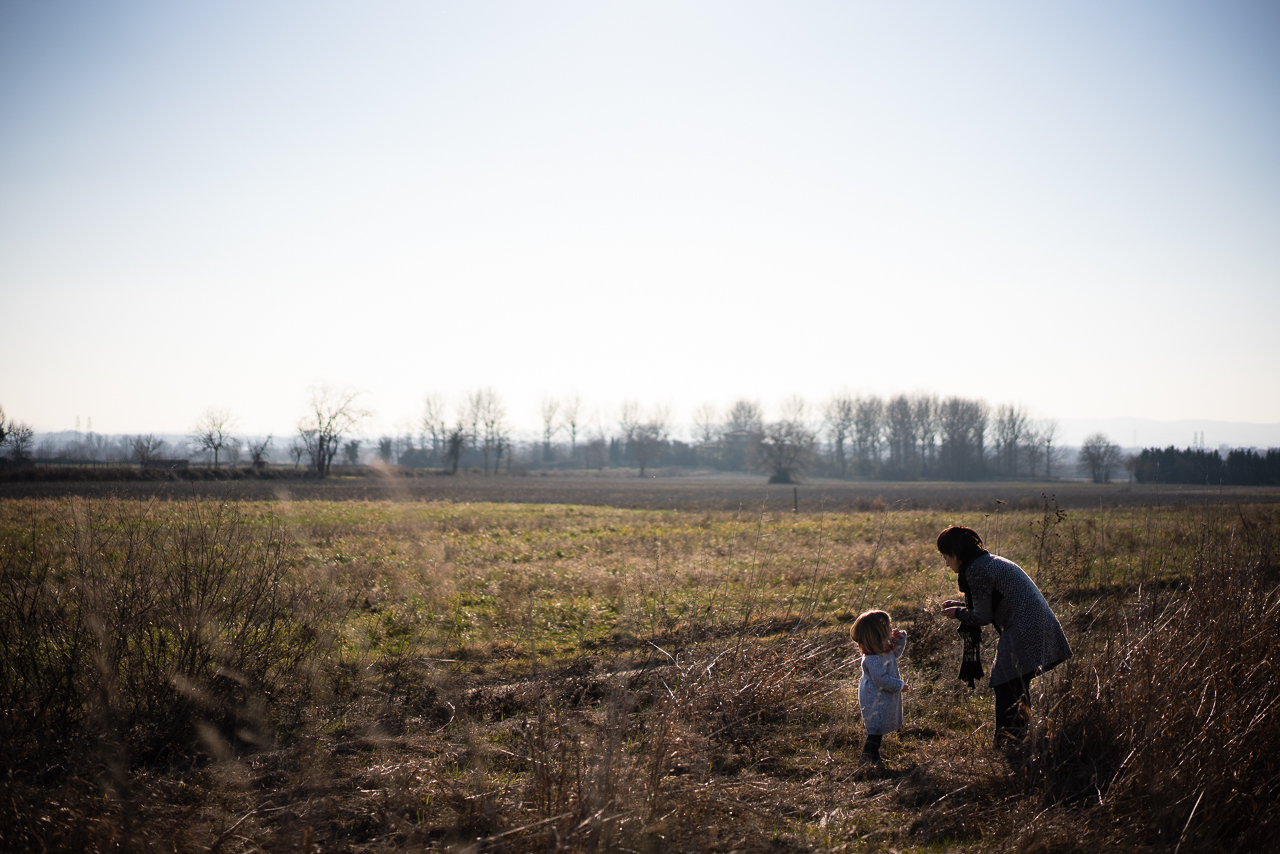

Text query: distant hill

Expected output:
[1058,418,1280,450]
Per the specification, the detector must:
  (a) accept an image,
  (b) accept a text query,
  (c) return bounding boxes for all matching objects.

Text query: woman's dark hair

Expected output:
[936,525,985,563]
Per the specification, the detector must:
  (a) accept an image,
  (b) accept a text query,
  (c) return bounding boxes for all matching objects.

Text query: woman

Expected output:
[937,525,1071,745]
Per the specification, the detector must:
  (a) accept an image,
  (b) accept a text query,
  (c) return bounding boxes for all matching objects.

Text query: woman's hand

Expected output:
[941,602,963,618]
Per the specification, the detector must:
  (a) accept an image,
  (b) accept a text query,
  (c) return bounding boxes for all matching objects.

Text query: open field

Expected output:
[2,489,1277,852]
[2,468,1277,510]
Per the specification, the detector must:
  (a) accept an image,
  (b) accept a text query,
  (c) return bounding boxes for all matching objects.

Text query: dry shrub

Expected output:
[0,496,350,850]
[461,634,846,853]
[0,496,343,848]
[416,689,649,853]
[899,597,956,672]
[1032,507,1280,850]
[691,638,838,749]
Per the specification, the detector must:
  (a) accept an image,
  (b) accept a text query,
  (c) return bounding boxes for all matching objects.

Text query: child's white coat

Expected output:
[858,631,907,736]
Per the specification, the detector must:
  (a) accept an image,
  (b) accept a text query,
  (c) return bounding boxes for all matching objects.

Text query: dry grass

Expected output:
[0,493,1276,852]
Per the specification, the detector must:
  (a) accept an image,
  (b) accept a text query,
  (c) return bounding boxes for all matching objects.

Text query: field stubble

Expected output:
[1,489,1277,852]
[3,468,1278,511]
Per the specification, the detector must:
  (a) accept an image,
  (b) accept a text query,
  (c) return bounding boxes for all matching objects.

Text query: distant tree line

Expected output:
[0,391,1071,482]
[11,391,1277,486]
[1130,446,1280,486]
[380,392,1070,483]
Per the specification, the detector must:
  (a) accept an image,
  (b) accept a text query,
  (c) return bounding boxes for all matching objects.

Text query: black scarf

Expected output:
[955,550,989,688]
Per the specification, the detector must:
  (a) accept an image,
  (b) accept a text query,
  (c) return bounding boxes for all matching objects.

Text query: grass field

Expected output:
[2,481,1277,852]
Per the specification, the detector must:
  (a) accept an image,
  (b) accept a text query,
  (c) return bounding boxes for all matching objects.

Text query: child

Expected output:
[852,609,907,764]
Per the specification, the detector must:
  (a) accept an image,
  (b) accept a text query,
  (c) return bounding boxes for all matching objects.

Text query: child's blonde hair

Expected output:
[852,609,892,653]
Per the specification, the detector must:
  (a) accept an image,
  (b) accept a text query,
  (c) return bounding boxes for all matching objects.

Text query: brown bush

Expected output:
[0,497,342,772]
[1030,506,1280,850]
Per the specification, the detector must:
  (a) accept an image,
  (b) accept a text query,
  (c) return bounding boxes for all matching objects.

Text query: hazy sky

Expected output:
[2,1,1278,440]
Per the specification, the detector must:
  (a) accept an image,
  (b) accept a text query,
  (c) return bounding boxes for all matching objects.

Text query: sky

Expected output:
[2,0,1278,444]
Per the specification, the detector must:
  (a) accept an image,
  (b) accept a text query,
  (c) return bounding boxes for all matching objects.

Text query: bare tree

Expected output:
[585,435,607,471]
[561,393,583,453]
[885,394,918,473]
[993,403,1030,478]
[298,386,368,478]
[299,429,322,472]
[0,405,9,451]
[824,393,855,476]
[1042,419,1065,479]
[718,399,763,472]
[725,399,764,435]
[5,420,35,461]
[617,401,641,451]
[1079,432,1122,483]
[1123,452,1141,482]
[939,396,988,480]
[913,393,940,469]
[755,397,816,484]
[130,434,165,465]
[377,437,393,464]
[476,388,506,474]
[540,395,559,463]
[1023,423,1045,480]
[249,435,273,467]
[421,393,448,457]
[585,413,608,471]
[191,408,236,468]
[614,402,640,440]
[494,430,513,473]
[444,426,465,474]
[630,405,670,477]
[224,436,243,467]
[288,436,307,469]
[393,429,415,464]
[854,396,884,466]
[463,390,485,451]
[693,401,720,444]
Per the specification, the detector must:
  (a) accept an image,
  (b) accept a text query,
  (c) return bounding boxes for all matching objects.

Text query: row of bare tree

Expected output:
[192,389,1072,481]
[688,394,1067,481]
[1,389,1104,482]
[371,391,1069,482]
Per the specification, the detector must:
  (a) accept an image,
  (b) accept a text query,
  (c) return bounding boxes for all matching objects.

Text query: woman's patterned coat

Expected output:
[956,553,1072,686]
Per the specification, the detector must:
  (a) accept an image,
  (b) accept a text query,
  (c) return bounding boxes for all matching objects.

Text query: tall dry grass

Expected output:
[2,494,1278,852]
[910,501,1280,851]
[0,497,344,850]
[1029,505,1280,851]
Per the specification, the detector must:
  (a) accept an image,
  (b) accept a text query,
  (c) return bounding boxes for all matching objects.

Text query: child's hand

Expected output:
[892,629,905,640]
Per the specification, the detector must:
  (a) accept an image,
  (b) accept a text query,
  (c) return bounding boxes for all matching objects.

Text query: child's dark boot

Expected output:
[861,734,883,765]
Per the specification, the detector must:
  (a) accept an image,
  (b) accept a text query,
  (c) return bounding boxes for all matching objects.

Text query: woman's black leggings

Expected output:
[993,672,1035,740]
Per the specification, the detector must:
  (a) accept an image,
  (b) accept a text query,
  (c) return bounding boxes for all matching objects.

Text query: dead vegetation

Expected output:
[0,493,1277,852]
